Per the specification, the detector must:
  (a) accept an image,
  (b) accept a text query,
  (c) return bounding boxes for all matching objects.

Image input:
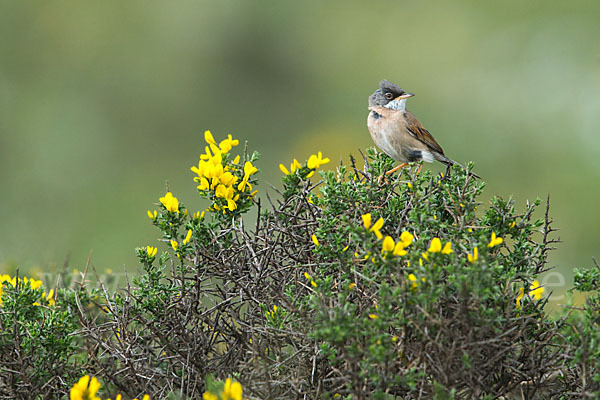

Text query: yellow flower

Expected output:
[70,375,101,400]
[509,221,516,229]
[146,246,158,258]
[369,314,379,320]
[307,151,331,169]
[28,278,43,290]
[441,241,453,254]
[370,217,384,240]
[208,163,224,179]
[279,163,290,175]
[529,280,545,300]
[515,287,525,310]
[170,240,179,251]
[348,282,356,290]
[196,177,210,191]
[133,396,150,400]
[238,161,258,192]
[222,378,243,400]
[382,236,395,253]
[312,234,320,246]
[487,232,503,248]
[428,238,442,253]
[400,231,414,246]
[45,289,55,306]
[244,160,258,177]
[304,272,311,281]
[361,213,372,229]
[310,280,318,288]
[421,252,429,261]
[408,273,418,289]
[159,192,179,214]
[407,182,413,189]
[290,158,301,173]
[203,393,218,400]
[183,229,193,245]
[220,172,238,186]
[219,134,239,153]
[467,246,478,263]
[280,158,302,175]
[232,155,240,164]
[393,242,408,256]
[214,185,227,199]
[147,210,157,220]
[204,130,217,146]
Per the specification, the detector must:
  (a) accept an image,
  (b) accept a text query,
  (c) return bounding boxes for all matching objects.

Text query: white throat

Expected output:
[384,98,407,111]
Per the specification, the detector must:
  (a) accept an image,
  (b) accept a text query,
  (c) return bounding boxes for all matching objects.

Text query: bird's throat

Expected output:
[384,98,407,111]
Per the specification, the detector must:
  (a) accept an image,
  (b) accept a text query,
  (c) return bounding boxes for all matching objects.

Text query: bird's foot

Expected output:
[377,174,388,186]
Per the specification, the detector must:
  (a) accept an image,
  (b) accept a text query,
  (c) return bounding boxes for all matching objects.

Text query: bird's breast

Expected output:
[367,109,407,162]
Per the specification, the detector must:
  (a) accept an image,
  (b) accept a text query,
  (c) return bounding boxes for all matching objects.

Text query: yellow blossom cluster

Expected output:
[159,192,179,214]
[146,246,158,258]
[488,232,503,248]
[467,246,479,263]
[382,231,414,256]
[408,273,426,289]
[265,304,278,319]
[280,151,330,178]
[191,131,257,213]
[361,213,384,240]
[203,378,243,400]
[427,238,453,255]
[304,272,318,288]
[0,274,54,306]
[70,375,149,400]
[464,232,502,263]
[515,280,545,309]
[311,234,319,246]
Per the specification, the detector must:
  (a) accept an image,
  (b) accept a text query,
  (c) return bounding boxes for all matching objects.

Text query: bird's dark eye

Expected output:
[385,92,394,100]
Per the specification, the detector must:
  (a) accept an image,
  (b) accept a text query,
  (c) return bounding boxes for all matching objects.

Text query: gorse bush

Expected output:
[1,131,600,399]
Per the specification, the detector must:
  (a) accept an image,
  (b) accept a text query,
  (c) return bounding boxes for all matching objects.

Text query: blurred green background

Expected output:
[1,1,599,292]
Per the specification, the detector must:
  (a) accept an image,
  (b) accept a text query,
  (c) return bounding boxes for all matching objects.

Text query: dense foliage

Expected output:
[1,133,599,399]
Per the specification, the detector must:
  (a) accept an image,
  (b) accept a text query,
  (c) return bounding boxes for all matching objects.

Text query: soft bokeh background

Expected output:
[1,1,599,294]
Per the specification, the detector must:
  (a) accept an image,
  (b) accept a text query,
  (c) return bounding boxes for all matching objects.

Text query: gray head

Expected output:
[368,80,414,107]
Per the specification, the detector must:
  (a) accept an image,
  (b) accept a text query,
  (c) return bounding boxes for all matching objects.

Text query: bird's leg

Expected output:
[415,163,423,175]
[385,163,409,176]
[378,163,408,186]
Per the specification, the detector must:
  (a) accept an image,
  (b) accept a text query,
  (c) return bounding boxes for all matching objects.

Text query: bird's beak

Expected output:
[395,93,415,100]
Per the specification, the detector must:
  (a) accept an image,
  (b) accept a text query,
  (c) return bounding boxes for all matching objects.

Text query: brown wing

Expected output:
[403,111,445,155]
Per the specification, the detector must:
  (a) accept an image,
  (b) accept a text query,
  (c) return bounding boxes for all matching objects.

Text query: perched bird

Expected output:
[367,80,478,178]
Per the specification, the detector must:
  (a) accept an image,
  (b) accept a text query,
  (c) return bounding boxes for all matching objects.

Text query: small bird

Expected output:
[367,80,478,178]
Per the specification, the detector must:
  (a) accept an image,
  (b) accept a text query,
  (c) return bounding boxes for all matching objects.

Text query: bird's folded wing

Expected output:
[404,111,445,155]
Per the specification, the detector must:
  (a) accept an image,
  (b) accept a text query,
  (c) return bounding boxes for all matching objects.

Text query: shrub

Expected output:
[1,132,599,399]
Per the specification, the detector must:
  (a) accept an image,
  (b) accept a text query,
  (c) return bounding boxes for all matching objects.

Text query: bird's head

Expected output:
[368,80,414,110]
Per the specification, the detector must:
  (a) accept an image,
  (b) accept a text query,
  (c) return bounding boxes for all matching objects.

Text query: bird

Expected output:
[367,80,479,178]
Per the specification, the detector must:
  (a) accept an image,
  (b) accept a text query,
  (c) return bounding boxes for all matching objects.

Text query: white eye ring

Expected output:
[385,92,394,100]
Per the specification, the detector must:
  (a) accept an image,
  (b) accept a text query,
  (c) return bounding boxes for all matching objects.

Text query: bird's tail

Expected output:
[434,152,481,179]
